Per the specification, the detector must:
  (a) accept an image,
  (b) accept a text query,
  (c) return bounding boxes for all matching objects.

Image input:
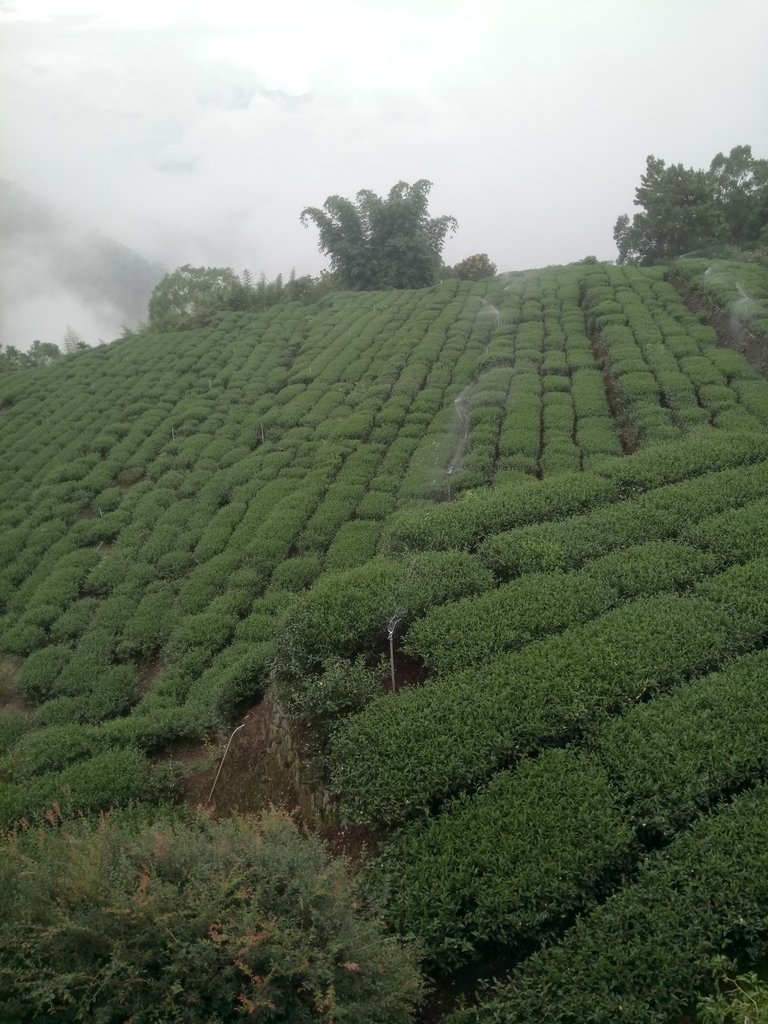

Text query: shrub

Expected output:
[0,807,424,1023]
[406,540,715,674]
[269,554,324,592]
[384,472,618,553]
[0,712,29,758]
[17,645,73,703]
[281,656,382,730]
[185,641,273,722]
[3,723,98,780]
[377,749,633,972]
[0,746,155,828]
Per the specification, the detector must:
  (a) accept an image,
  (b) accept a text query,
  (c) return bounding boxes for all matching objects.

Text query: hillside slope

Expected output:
[2,258,768,1020]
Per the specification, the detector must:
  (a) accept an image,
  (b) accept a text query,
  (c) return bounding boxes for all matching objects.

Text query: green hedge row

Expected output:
[0,746,164,828]
[479,455,768,578]
[384,430,768,555]
[448,782,768,1024]
[377,749,633,972]
[332,573,768,825]
[593,647,768,838]
[378,643,768,973]
[273,551,494,680]
[384,473,618,554]
[405,540,716,674]
[681,495,768,561]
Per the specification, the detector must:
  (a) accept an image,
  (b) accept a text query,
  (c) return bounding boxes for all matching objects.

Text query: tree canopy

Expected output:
[453,253,497,281]
[146,265,328,330]
[614,145,768,265]
[300,179,458,290]
[148,264,244,329]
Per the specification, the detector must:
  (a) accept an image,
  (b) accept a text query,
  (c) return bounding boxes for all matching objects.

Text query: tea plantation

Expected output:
[2,258,768,1021]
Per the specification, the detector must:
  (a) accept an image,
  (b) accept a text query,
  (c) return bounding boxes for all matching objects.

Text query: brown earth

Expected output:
[0,657,30,715]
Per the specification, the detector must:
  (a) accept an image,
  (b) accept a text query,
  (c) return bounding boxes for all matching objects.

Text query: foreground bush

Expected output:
[0,806,423,1023]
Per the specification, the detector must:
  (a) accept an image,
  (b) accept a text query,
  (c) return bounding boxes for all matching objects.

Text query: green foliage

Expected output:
[332,588,764,825]
[453,253,497,281]
[447,783,768,1023]
[0,339,63,369]
[273,551,493,680]
[0,712,30,758]
[18,645,73,703]
[184,641,273,723]
[479,455,768,578]
[283,656,382,731]
[148,264,243,329]
[301,179,458,290]
[406,540,716,673]
[377,749,633,972]
[384,472,619,553]
[673,257,768,342]
[697,956,768,1023]
[5,261,768,1020]
[3,723,99,780]
[593,648,768,838]
[615,145,768,264]
[710,144,768,248]
[0,746,158,828]
[0,807,424,1023]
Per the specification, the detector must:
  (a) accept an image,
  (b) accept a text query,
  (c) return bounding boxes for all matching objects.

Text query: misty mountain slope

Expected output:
[0,179,163,348]
[2,260,768,1020]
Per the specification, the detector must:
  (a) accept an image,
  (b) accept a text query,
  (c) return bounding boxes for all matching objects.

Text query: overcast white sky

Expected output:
[1,0,767,344]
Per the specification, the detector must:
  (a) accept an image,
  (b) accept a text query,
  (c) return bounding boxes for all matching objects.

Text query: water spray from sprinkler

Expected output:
[387,613,402,691]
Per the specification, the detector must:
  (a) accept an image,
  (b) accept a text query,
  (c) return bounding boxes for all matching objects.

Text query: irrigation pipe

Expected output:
[207,717,248,804]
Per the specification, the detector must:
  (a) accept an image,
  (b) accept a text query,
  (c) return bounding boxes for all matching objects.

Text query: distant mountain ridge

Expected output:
[0,179,164,348]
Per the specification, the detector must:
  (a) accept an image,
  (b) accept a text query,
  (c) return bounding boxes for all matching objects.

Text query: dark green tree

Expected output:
[614,146,768,265]
[709,144,768,248]
[614,156,725,265]
[300,179,458,290]
[453,253,497,281]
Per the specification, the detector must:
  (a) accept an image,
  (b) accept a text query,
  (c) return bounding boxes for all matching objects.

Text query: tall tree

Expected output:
[709,144,768,248]
[614,156,724,265]
[148,265,242,328]
[63,325,87,353]
[300,180,458,290]
[614,146,768,265]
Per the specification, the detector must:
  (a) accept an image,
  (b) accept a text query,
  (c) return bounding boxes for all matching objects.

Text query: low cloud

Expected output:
[0,0,766,348]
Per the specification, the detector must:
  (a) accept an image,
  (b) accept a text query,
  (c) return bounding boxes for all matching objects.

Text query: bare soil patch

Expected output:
[116,466,145,491]
[135,658,167,697]
[0,657,31,714]
[176,700,299,817]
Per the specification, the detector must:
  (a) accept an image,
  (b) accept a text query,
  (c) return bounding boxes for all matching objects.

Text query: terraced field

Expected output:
[2,258,768,1020]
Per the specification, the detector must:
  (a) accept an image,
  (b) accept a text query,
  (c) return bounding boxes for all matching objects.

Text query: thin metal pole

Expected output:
[387,616,401,692]
[207,718,248,804]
